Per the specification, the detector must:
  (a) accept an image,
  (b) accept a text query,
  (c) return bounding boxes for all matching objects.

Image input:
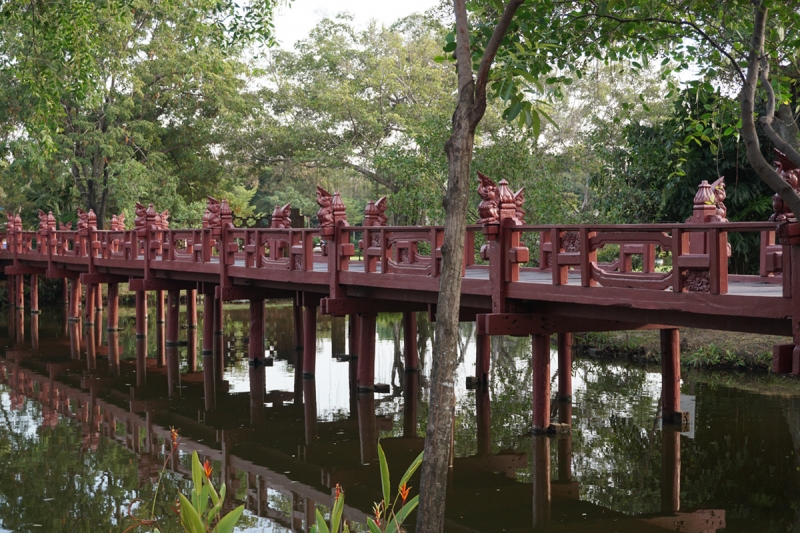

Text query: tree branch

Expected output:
[758,50,800,168]
[740,0,800,218]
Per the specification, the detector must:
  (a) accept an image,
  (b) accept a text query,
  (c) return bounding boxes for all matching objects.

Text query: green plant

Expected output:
[310,443,423,533]
[177,451,244,533]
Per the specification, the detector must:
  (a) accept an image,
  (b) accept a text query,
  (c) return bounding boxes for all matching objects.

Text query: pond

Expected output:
[0,299,798,532]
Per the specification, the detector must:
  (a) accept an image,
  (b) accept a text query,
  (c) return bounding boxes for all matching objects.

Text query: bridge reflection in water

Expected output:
[0,304,756,532]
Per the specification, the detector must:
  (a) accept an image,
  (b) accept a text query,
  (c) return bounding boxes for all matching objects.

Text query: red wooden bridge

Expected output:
[1,175,799,431]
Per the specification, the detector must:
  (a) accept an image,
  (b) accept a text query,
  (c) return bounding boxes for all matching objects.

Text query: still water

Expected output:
[0,301,799,532]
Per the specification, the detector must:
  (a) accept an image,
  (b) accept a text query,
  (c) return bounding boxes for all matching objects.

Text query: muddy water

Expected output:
[0,302,798,532]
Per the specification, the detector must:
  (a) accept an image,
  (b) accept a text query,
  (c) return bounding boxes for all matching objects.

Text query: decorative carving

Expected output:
[110,213,125,231]
[375,196,387,226]
[203,196,221,229]
[271,203,292,229]
[514,188,526,223]
[77,209,89,234]
[562,231,580,252]
[134,203,148,232]
[6,212,15,233]
[399,248,410,263]
[711,177,727,221]
[477,172,499,224]
[316,186,334,228]
[14,213,21,233]
[332,192,348,226]
[294,255,303,270]
[58,221,72,231]
[497,179,518,222]
[370,233,381,247]
[47,212,56,231]
[770,150,800,222]
[155,209,169,230]
[219,199,233,228]
[37,210,49,233]
[683,270,710,292]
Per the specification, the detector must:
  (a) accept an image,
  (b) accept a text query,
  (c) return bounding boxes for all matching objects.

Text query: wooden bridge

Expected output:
[1,175,799,431]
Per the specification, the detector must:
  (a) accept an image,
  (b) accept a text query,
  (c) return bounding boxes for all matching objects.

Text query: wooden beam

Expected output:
[321,297,425,316]
[476,313,664,336]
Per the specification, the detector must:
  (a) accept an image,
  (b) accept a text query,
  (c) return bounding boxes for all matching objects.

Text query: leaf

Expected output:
[530,109,541,138]
[179,493,205,533]
[507,101,523,122]
[377,443,391,511]
[314,509,330,533]
[214,504,245,533]
[331,492,345,533]
[386,495,420,533]
[367,518,382,533]
[192,451,203,495]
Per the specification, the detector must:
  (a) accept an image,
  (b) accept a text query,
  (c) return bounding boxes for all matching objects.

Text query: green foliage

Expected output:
[177,451,244,533]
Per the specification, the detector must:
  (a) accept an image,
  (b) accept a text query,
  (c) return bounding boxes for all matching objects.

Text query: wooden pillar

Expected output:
[214,295,224,384]
[331,316,346,357]
[85,322,97,371]
[302,302,317,378]
[532,436,551,529]
[660,328,680,422]
[84,284,96,326]
[357,392,378,464]
[557,401,573,482]
[156,290,166,366]
[357,313,377,391]
[108,331,120,377]
[186,289,198,372]
[303,378,317,445]
[532,333,551,433]
[70,278,82,320]
[155,290,165,325]
[348,313,359,358]
[69,321,81,360]
[293,291,303,351]
[249,298,265,424]
[476,382,491,456]
[792,245,800,375]
[61,278,69,306]
[202,288,214,356]
[403,311,418,371]
[107,283,119,332]
[29,274,39,314]
[661,425,681,514]
[166,290,180,346]
[557,332,572,401]
[94,284,103,312]
[403,370,419,438]
[476,332,490,383]
[30,313,39,350]
[14,274,23,310]
[135,290,147,339]
[166,343,180,398]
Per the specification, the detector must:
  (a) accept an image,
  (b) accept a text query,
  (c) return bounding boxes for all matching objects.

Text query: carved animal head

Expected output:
[477,172,498,200]
[316,186,332,207]
[711,176,726,203]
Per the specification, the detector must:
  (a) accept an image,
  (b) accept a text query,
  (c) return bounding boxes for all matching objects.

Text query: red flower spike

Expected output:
[203,459,213,479]
[399,483,411,505]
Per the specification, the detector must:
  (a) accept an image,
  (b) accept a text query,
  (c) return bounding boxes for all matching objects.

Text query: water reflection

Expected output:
[0,303,796,532]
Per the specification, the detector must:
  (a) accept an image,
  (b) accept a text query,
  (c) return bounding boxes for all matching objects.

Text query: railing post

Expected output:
[579,226,596,287]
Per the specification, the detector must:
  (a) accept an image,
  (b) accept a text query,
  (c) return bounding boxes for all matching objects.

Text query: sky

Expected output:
[272,0,440,49]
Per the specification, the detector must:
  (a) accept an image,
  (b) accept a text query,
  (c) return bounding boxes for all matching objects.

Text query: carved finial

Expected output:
[134,202,148,231]
[203,196,221,229]
[271,203,292,229]
[332,192,348,227]
[363,201,378,227]
[375,196,388,226]
[219,199,233,228]
[477,172,499,224]
[37,210,48,232]
[497,179,517,222]
[47,211,56,231]
[711,176,727,221]
[87,209,97,230]
[514,188,526,224]
[5,211,15,232]
[316,186,334,228]
[693,181,714,207]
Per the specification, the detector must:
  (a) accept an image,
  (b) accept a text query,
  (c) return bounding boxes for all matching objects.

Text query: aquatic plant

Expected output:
[311,443,423,533]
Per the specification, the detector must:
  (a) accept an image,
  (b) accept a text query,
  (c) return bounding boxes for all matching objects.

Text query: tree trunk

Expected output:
[741,1,800,218]
[415,87,475,532]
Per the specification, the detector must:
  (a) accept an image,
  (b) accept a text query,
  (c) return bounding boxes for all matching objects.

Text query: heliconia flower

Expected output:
[399,483,411,505]
[203,459,213,479]
[169,426,179,449]
[373,502,382,526]
[334,483,342,501]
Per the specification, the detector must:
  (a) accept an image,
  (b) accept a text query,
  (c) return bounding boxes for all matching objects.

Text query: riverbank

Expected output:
[575,328,790,371]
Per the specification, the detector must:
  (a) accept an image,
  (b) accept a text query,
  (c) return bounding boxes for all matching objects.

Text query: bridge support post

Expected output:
[214,295,224,384]
[558,401,573,482]
[303,377,317,445]
[69,279,82,320]
[249,297,265,425]
[476,333,490,383]
[357,391,377,464]
[84,284,96,327]
[201,287,216,409]
[187,289,197,372]
[95,284,103,313]
[14,274,24,311]
[532,333,551,433]
[293,291,303,351]
[156,290,165,366]
[135,290,147,386]
[357,313,377,392]
[792,245,800,375]
[61,278,69,306]
[403,311,418,371]
[31,312,39,350]
[348,313,359,358]
[107,283,119,332]
[661,425,681,514]
[557,332,572,401]
[30,274,38,314]
[404,370,419,438]
[108,331,120,377]
[302,301,317,378]
[532,435,551,529]
[661,328,681,422]
[166,290,181,397]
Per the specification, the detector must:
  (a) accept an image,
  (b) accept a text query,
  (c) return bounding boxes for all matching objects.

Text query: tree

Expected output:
[0,0,285,227]
[416,1,524,531]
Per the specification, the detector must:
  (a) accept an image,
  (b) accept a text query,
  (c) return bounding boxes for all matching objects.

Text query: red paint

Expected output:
[293,292,303,350]
[302,303,317,376]
[107,283,119,331]
[660,328,681,419]
[357,314,376,391]
[476,333,490,383]
[166,290,180,345]
[30,274,38,312]
[557,332,572,401]
[532,333,551,432]
[403,311,418,371]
